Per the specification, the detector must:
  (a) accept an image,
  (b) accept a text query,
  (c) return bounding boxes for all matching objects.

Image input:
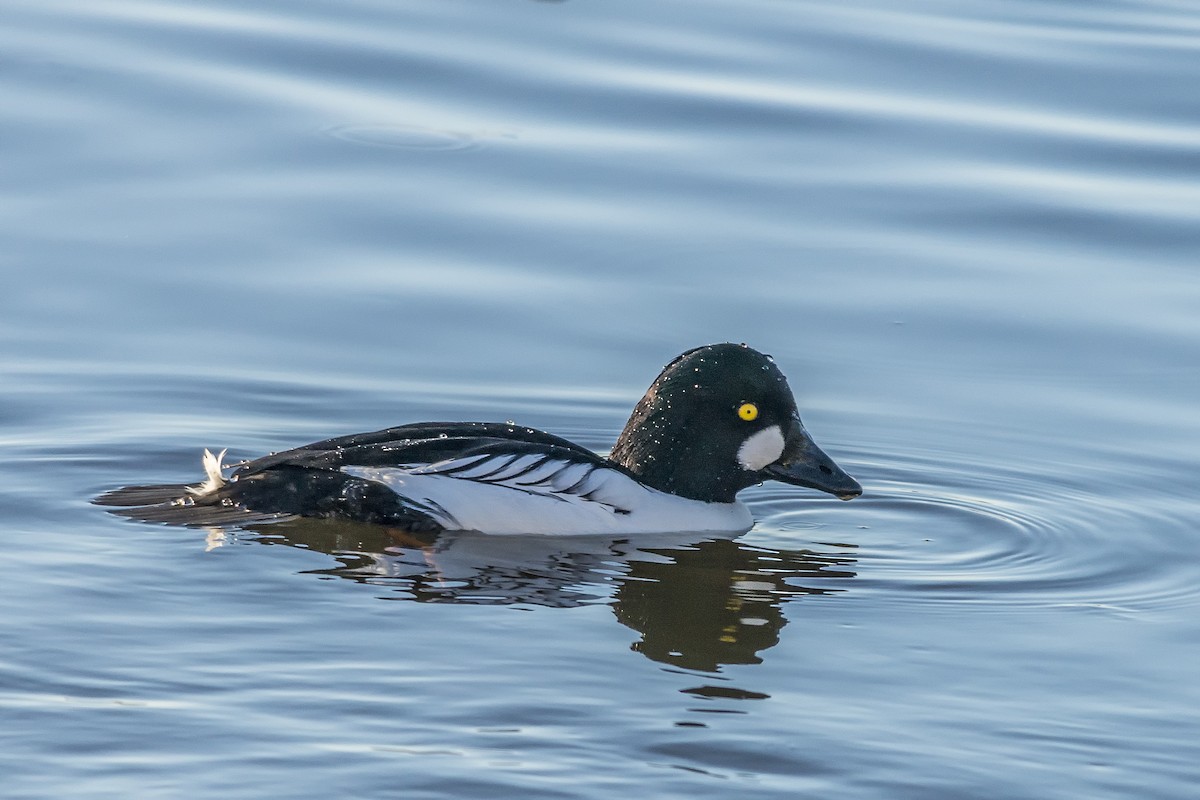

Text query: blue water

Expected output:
[3,0,1199,797]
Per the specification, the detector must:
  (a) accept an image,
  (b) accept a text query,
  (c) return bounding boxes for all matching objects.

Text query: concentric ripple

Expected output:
[747,439,1198,615]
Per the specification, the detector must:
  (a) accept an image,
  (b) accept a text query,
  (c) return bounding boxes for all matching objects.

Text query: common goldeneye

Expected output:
[96,343,861,534]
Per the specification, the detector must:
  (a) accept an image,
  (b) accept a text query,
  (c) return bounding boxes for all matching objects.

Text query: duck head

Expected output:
[609,343,862,504]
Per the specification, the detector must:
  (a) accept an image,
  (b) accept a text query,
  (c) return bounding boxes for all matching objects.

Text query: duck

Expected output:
[95,343,861,534]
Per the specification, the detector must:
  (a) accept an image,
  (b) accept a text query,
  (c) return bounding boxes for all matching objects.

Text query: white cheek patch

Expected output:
[737,425,785,471]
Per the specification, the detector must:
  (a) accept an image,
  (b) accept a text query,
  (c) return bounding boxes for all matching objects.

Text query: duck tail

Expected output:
[93,448,291,527]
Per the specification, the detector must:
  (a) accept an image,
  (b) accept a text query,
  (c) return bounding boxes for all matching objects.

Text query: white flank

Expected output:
[341,462,753,536]
[737,425,785,471]
[186,448,228,497]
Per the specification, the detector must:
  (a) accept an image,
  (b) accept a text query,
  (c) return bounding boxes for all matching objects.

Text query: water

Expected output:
[3,0,1199,796]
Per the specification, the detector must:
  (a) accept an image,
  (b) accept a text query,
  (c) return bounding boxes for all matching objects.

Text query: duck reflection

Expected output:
[231,519,856,671]
[613,537,854,671]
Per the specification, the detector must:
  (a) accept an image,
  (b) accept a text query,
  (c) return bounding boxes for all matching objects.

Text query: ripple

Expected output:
[748,441,1199,615]
[321,123,490,152]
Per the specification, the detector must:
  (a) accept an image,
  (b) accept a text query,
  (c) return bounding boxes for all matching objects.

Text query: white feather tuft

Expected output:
[186,448,228,497]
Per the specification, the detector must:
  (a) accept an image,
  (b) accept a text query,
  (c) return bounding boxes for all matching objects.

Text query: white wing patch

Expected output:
[341,453,752,536]
[408,454,620,505]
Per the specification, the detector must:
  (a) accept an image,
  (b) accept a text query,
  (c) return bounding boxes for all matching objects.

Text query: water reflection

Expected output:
[234,520,857,672]
[614,538,855,671]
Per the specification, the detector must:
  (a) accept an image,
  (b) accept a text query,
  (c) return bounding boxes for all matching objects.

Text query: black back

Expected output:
[234,421,604,475]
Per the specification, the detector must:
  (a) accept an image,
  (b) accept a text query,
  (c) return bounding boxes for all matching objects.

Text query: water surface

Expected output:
[3,0,1199,797]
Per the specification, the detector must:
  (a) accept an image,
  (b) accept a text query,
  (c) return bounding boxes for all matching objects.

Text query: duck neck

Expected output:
[609,395,743,504]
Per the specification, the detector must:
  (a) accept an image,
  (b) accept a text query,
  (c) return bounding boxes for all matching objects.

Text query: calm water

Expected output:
[3,0,1199,797]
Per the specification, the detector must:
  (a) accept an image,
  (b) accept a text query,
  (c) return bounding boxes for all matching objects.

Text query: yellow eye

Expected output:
[737,403,758,421]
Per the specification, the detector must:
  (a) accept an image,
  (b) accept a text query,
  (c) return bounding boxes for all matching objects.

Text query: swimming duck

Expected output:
[96,343,861,534]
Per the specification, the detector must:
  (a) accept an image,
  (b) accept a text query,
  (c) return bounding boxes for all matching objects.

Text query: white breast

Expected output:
[341,458,753,536]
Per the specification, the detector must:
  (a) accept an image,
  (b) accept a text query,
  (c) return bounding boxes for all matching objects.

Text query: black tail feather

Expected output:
[94,483,195,507]
[94,467,443,530]
[94,482,295,527]
[109,503,294,527]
